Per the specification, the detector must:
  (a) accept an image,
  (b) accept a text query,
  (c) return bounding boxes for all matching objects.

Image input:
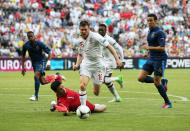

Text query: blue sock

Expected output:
[144,76,154,83]
[34,78,40,99]
[156,84,171,104]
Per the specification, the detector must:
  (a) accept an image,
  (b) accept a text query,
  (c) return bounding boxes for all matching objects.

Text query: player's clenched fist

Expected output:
[46,60,51,70]
[116,59,123,68]
[141,45,149,50]
[73,64,79,71]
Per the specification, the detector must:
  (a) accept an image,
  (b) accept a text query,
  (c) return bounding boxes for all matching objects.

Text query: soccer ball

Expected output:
[76,105,91,119]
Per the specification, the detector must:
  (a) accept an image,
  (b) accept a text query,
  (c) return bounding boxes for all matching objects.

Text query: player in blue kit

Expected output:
[138,14,172,108]
[21,31,52,101]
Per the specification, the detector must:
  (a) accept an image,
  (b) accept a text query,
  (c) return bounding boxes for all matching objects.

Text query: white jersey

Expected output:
[102,34,124,69]
[77,31,109,69]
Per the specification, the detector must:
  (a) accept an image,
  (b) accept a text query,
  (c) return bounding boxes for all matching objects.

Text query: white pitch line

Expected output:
[0,93,189,102]
[0,88,189,101]
[117,91,189,101]
[167,94,188,101]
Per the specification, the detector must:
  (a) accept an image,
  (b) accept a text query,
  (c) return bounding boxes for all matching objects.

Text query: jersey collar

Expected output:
[29,40,37,46]
[150,26,159,32]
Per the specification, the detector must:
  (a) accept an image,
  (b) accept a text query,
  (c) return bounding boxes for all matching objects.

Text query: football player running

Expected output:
[73,20,123,107]
[98,24,124,102]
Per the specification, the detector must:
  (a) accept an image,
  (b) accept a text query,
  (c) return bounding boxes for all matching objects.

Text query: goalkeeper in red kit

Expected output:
[50,80,107,116]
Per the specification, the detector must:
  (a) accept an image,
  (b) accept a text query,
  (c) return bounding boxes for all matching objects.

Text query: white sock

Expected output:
[79,90,87,106]
[105,77,119,83]
[107,83,120,99]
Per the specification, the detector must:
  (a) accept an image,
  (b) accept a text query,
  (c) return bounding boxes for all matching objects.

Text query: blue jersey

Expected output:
[22,40,51,62]
[147,26,167,60]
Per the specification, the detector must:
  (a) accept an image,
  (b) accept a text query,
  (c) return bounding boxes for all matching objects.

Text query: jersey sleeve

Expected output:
[114,43,124,61]
[75,38,84,55]
[93,33,109,47]
[107,36,124,61]
[77,41,84,55]
[40,42,51,54]
[21,44,27,57]
[158,31,166,47]
[107,35,116,46]
[57,96,70,112]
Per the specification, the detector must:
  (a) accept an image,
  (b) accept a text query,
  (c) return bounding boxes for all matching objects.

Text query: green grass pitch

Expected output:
[0,69,190,131]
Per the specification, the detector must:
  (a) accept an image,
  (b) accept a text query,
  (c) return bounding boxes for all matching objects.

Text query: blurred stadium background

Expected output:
[0,0,189,58]
[1,0,190,71]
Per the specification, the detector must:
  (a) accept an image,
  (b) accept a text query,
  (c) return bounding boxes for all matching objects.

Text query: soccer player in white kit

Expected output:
[98,24,124,102]
[73,21,123,106]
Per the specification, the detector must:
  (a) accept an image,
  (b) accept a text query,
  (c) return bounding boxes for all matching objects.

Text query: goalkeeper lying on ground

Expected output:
[50,80,107,116]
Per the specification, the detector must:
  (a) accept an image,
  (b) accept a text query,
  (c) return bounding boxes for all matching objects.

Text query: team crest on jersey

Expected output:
[90,38,92,44]
[151,32,155,39]
[80,41,84,47]
[36,45,40,50]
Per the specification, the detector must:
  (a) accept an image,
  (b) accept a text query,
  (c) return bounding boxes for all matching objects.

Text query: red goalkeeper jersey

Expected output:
[56,88,95,112]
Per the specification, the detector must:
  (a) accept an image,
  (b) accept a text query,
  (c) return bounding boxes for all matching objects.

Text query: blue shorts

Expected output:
[32,60,46,76]
[142,59,166,76]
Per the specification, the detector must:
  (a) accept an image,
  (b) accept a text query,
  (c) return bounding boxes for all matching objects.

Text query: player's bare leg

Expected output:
[138,70,154,83]
[94,104,107,112]
[40,76,48,85]
[137,70,150,82]
[79,75,90,106]
[138,70,168,90]
[93,83,101,96]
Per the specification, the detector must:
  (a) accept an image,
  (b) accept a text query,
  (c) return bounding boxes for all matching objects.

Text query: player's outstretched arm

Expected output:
[142,45,165,51]
[54,103,70,116]
[113,43,124,61]
[73,54,83,71]
[54,104,69,112]
[107,45,123,67]
[21,56,26,76]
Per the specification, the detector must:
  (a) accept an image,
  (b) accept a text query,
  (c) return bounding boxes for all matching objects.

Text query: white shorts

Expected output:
[80,67,106,85]
[105,67,113,77]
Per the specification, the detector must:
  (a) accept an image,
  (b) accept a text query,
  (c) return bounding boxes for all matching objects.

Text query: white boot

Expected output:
[29,95,38,101]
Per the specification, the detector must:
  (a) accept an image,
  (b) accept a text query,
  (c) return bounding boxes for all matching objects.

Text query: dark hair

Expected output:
[79,20,90,27]
[99,23,107,30]
[51,80,61,92]
[27,31,34,35]
[148,14,157,20]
